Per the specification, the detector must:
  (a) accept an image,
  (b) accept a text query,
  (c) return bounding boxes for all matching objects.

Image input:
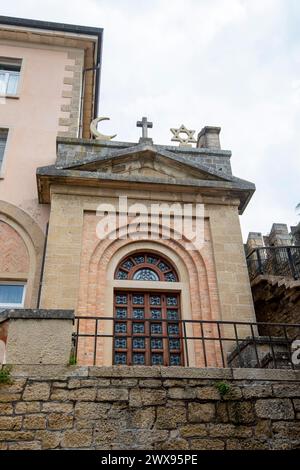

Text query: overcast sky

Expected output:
[2,0,300,240]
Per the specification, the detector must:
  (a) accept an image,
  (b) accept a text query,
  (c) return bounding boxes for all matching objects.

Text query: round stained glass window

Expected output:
[133,268,159,281]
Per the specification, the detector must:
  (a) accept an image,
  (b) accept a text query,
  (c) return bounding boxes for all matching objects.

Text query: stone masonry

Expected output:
[0,366,299,450]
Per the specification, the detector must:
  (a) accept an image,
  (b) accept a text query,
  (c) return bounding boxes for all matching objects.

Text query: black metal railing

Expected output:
[246,246,300,282]
[74,316,300,369]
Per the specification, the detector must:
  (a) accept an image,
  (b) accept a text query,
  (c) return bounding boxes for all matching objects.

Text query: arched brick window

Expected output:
[113,252,183,366]
[114,252,178,282]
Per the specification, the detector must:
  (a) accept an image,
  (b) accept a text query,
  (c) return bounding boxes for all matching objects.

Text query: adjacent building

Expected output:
[0,16,103,310]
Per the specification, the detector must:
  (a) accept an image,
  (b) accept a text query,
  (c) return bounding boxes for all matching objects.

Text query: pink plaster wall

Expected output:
[0,43,75,231]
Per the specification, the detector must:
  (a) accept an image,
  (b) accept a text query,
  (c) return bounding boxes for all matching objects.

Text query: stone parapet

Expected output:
[55,136,233,176]
[0,310,74,366]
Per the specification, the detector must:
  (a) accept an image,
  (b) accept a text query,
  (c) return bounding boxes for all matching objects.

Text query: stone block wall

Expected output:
[251,276,300,331]
[0,366,299,450]
[0,310,74,366]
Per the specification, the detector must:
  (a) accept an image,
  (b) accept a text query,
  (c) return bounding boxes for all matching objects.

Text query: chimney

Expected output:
[197,126,221,150]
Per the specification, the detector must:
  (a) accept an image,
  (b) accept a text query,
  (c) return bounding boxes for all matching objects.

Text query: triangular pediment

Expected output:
[37,141,256,214]
[62,144,231,183]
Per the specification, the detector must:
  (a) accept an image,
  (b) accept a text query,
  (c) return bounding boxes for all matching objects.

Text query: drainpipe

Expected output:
[37,222,49,309]
[78,64,100,138]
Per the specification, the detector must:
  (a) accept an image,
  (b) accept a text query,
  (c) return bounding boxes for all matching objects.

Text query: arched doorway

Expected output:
[113,252,183,366]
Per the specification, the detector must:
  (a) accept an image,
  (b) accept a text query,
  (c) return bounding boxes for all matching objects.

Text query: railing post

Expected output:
[93,319,98,366]
[183,321,189,367]
[75,318,80,363]
[233,323,243,367]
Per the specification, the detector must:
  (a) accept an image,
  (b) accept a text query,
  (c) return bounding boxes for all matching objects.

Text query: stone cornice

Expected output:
[36,165,255,214]
[8,364,300,381]
[0,309,74,324]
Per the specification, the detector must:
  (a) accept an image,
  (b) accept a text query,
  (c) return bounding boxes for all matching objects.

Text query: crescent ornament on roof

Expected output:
[90,116,117,141]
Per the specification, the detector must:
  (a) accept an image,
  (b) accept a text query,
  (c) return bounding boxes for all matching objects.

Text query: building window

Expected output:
[0,129,8,172]
[133,268,159,281]
[0,283,26,308]
[115,252,178,282]
[0,58,22,96]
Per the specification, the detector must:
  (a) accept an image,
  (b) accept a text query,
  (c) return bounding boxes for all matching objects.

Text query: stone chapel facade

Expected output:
[0,16,257,368]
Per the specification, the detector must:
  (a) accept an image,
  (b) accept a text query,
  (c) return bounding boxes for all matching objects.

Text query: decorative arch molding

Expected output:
[86,225,203,318]
[0,201,45,307]
[82,222,215,324]
[103,239,196,288]
[77,218,222,366]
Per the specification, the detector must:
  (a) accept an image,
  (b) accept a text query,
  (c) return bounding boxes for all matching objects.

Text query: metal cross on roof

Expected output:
[136,116,153,140]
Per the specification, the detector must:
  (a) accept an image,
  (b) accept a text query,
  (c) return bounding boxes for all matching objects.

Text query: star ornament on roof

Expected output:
[170,125,197,146]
